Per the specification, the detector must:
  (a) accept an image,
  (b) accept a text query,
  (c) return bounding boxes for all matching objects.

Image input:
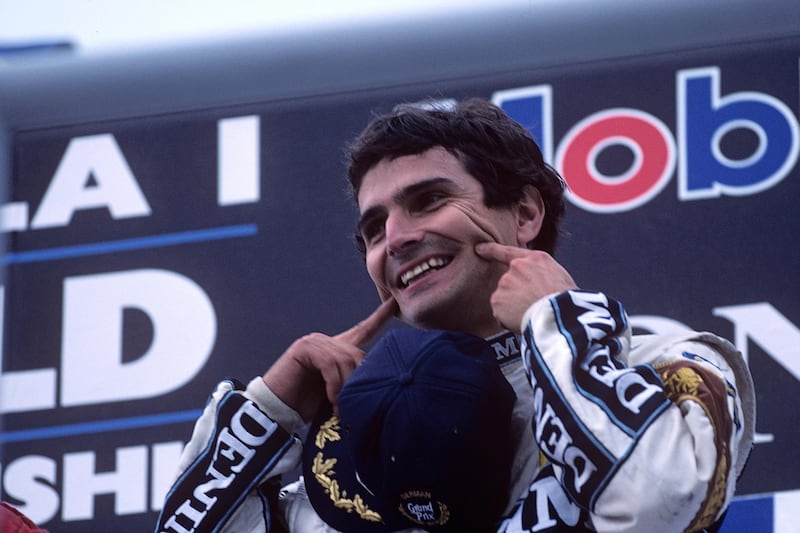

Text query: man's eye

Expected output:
[360,220,384,244]
[417,191,447,210]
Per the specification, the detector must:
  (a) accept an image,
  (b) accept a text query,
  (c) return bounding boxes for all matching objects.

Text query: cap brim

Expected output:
[303,403,401,532]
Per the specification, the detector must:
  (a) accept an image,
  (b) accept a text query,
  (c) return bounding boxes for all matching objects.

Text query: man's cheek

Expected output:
[366,255,392,301]
[377,286,392,302]
[451,202,507,244]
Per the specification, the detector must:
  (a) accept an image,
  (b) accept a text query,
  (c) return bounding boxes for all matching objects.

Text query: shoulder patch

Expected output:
[658,360,733,530]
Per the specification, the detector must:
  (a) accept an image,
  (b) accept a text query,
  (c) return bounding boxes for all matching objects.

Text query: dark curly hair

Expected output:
[346,98,566,254]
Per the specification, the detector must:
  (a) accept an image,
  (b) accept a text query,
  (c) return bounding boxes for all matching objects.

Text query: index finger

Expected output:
[475,242,530,264]
[335,297,398,347]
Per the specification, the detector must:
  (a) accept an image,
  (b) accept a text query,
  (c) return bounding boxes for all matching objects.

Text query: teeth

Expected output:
[400,257,449,287]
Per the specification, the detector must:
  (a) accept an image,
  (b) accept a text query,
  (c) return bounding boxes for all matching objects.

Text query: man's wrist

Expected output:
[249,376,307,433]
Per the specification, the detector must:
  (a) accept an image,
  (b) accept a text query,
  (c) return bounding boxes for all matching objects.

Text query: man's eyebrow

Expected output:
[357,177,456,233]
[397,177,456,201]
[357,204,386,234]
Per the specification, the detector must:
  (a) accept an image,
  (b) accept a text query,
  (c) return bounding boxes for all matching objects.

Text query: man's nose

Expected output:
[385,213,423,256]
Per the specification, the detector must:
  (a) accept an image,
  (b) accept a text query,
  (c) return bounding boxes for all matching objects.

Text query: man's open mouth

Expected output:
[399,257,451,288]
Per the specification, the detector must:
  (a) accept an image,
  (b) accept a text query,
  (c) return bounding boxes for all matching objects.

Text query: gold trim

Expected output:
[310,415,383,523]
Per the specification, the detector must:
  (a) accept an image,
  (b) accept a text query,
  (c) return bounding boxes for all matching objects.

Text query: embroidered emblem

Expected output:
[398,490,450,526]
[315,415,343,448]
[309,415,382,523]
[662,366,704,395]
[658,360,733,530]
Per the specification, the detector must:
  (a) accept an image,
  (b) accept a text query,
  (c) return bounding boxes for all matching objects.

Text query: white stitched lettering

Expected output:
[230,401,277,446]
[159,399,279,531]
[407,501,435,522]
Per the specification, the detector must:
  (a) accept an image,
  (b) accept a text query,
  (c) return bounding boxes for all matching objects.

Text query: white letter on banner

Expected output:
[31,134,151,229]
[151,441,185,511]
[1,455,60,525]
[714,302,799,445]
[218,116,261,206]
[0,285,57,413]
[60,269,216,406]
[714,302,800,381]
[0,202,29,232]
[62,446,148,520]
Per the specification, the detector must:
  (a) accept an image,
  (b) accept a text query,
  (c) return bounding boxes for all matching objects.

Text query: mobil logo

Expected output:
[493,66,800,213]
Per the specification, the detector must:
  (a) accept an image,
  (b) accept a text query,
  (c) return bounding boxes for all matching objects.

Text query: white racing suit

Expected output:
[155,290,755,533]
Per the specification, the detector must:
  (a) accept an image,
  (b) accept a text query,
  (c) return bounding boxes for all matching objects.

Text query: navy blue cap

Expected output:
[303,328,516,532]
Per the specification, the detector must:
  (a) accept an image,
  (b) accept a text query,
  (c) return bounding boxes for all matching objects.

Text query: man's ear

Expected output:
[515,185,545,247]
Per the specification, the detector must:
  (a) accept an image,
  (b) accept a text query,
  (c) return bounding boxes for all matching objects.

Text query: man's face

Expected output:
[356,147,533,337]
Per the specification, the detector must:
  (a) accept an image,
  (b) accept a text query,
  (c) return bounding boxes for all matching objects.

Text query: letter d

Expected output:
[61,269,216,406]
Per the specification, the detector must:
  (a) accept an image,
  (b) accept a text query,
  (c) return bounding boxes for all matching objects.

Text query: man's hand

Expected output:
[475,243,577,333]
[263,298,398,421]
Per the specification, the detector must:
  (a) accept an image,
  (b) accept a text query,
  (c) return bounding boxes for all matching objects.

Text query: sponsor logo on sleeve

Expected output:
[155,392,293,533]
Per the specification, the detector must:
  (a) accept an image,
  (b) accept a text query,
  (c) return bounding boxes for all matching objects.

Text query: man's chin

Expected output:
[399,301,467,332]
[397,302,438,329]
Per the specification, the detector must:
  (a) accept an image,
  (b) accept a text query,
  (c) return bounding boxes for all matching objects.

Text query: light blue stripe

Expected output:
[0,409,203,443]
[2,224,258,264]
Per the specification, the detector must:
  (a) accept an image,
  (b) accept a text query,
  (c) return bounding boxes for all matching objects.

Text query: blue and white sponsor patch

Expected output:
[552,291,671,437]
[520,290,679,511]
[523,325,615,510]
[486,330,522,367]
[499,463,592,532]
[155,390,294,533]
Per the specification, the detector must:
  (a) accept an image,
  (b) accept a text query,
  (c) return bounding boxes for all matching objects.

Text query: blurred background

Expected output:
[0,0,503,60]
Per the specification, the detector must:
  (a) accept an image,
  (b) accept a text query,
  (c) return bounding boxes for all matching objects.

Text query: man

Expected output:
[156,99,755,532]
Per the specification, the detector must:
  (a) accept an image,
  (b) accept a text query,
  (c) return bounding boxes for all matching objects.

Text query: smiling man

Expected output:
[157,99,755,533]
[357,147,539,336]
[350,108,568,339]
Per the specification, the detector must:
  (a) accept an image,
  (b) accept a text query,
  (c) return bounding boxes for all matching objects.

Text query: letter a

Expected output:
[31,134,151,229]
